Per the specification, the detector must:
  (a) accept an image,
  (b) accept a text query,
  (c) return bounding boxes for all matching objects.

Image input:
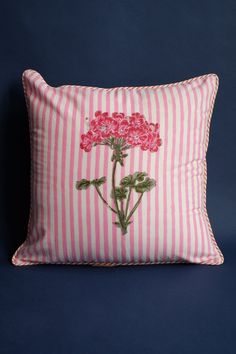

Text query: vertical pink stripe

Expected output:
[175,85,185,260]
[69,86,79,261]
[86,89,93,261]
[92,95,101,262]
[129,90,135,261]
[39,85,51,263]
[77,88,86,260]
[32,79,47,262]
[113,91,119,262]
[45,89,56,262]
[137,90,144,262]
[161,88,169,261]
[196,79,206,262]
[185,86,193,261]
[191,84,200,262]
[193,79,203,262]
[169,86,177,261]
[121,89,127,262]
[20,71,33,260]
[27,75,39,260]
[22,71,40,261]
[60,86,71,261]
[104,91,111,262]
[144,89,152,262]
[153,90,160,262]
[53,87,64,261]
[123,89,132,262]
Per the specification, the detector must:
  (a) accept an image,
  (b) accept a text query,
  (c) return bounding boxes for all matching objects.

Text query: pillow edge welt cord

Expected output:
[11,70,40,266]
[11,71,224,266]
[200,74,224,265]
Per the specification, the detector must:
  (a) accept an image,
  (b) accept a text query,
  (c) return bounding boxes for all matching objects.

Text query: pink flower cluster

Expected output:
[80,111,162,152]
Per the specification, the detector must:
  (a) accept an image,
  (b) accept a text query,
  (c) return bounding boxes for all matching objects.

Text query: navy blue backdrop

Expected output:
[0,1,235,353]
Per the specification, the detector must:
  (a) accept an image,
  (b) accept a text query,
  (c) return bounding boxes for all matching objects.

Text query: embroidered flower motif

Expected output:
[80,110,162,153]
[76,111,162,235]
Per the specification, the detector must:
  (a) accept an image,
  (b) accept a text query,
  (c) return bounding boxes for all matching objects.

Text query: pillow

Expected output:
[12,69,224,266]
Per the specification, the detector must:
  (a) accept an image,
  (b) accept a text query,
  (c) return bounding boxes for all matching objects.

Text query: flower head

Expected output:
[80,110,162,153]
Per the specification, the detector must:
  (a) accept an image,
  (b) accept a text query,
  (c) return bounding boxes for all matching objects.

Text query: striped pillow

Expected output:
[12,69,224,266]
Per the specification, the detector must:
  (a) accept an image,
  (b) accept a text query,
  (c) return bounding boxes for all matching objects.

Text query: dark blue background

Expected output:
[0,1,235,353]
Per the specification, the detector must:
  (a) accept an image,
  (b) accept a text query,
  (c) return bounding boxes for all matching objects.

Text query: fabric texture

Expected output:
[12,69,224,266]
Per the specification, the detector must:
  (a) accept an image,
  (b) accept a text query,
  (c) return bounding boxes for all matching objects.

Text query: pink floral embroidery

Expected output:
[80,111,162,152]
[76,111,162,235]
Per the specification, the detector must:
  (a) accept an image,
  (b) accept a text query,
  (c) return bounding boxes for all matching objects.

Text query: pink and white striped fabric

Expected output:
[12,69,224,266]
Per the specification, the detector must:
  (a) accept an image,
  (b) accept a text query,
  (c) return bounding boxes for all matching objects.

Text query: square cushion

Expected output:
[12,69,224,266]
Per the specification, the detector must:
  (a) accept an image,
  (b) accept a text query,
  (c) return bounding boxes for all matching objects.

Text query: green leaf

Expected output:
[91,176,106,187]
[120,175,133,187]
[133,172,148,182]
[76,179,91,190]
[120,172,148,188]
[111,187,128,200]
[134,177,156,193]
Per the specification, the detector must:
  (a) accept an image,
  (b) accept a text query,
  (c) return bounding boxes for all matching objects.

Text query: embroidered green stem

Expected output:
[120,199,124,216]
[112,159,125,232]
[125,187,132,218]
[94,185,117,214]
[126,193,144,223]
